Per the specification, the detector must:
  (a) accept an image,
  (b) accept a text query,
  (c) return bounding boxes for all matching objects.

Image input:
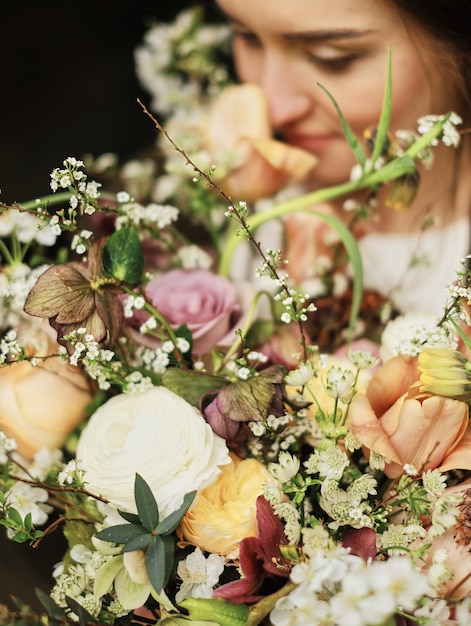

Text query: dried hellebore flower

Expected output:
[24,238,124,353]
[201,364,287,445]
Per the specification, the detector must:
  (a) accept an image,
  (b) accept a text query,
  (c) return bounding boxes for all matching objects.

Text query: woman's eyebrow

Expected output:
[214,5,373,42]
[283,29,374,43]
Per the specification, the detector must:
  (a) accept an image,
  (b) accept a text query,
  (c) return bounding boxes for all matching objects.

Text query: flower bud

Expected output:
[418,347,471,400]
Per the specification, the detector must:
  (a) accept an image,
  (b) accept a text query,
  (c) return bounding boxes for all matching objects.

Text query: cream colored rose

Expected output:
[178,453,275,556]
[0,321,92,458]
[77,387,230,518]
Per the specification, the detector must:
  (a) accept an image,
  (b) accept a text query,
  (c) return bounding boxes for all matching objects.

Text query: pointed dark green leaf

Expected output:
[156,491,196,536]
[162,368,226,406]
[35,589,69,620]
[95,522,148,545]
[118,509,142,525]
[135,473,159,531]
[122,533,153,552]
[65,596,99,626]
[102,226,144,284]
[145,534,175,593]
[318,83,367,169]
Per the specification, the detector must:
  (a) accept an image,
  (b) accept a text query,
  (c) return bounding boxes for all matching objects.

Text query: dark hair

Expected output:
[391,0,471,112]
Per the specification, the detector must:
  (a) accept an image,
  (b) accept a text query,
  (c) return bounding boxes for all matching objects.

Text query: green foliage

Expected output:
[162,368,226,406]
[95,474,195,594]
[179,598,250,626]
[102,226,144,284]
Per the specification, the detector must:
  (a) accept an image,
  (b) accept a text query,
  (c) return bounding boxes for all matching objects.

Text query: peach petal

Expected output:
[348,394,402,465]
[366,355,419,416]
[439,424,471,473]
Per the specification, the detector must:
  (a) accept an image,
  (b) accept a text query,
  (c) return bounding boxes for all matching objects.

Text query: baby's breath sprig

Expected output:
[137,99,314,361]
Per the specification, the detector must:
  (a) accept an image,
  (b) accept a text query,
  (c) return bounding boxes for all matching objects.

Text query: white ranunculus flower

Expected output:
[76,387,230,518]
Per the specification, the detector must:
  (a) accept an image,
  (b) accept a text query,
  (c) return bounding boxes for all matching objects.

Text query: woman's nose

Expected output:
[259,53,311,130]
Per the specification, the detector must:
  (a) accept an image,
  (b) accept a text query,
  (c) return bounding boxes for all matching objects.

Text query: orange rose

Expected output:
[0,322,92,458]
[178,453,275,556]
[348,355,471,478]
[205,84,317,201]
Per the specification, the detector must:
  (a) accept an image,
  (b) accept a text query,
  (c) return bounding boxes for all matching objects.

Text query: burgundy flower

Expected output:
[213,496,291,604]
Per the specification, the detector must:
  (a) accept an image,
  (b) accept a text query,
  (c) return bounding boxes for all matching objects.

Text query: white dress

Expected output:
[359,217,470,315]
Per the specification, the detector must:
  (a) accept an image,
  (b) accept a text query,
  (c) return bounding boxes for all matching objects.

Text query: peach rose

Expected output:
[0,322,92,458]
[178,453,275,556]
[205,84,317,201]
[348,355,471,478]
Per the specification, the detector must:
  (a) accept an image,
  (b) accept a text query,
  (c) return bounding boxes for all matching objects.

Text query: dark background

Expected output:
[0,0,219,203]
[0,0,220,610]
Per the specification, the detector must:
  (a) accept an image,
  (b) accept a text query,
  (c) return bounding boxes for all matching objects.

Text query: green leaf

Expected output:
[118,510,142,525]
[35,589,68,620]
[122,533,153,552]
[135,473,160,531]
[162,368,226,406]
[146,534,175,593]
[102,226,144,284]
[370,47,392,169]
[318,83,367,169]
[180,598,250,626]
[156,491,196,536]
[95,522,149,545]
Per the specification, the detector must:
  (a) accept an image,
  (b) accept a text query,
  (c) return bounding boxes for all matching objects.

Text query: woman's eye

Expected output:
[232,29,262,49]
[306,53,359,72]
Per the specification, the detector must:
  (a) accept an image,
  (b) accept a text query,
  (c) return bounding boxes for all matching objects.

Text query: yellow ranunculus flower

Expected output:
[178,453,275,556]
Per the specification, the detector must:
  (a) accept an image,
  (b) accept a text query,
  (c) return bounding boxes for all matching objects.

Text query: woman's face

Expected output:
[215,0,454,188]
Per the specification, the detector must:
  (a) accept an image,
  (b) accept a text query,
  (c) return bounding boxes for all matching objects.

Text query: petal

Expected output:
[439,423,471,473]
[366,355,419,416]
[348,394,402,466]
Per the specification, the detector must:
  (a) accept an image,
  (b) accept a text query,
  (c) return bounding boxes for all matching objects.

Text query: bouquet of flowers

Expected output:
[1,7,471,626]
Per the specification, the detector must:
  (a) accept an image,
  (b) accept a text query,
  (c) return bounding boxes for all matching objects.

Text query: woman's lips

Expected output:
[283,133,337,152]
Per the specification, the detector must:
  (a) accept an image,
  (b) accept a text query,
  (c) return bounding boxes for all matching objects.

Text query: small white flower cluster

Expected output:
[115,200,179,232]
[66,328,114,368]
[418,112,463,147]
[0,208,57,246]
[324,365,357,402]
[134,7,230,116]
[51,543,122,620]
[176,546,225,603]
[5,481,52,532]
[0,263,49,331]
[0,329,23,364]
[50,157,101,217]
[58,458,86,487]
[71,229,93,256]
[270,550,434,626]
[273,287,316,325]
[0,429,17,463]
[177,244,212,270]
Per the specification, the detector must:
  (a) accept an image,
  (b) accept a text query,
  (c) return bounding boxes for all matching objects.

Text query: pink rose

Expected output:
[134,269,244,356]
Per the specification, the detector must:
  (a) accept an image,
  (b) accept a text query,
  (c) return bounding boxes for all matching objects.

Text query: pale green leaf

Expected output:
[94,554,124,600]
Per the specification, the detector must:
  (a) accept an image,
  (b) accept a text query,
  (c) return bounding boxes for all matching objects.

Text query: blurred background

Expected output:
[0,0,219,202]
[0,0,220,608]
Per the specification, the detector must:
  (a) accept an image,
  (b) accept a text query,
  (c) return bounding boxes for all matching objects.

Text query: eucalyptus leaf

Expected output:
[180,598,250,626]
[146,534,175,593]
[162,368,226,406]
[102,226,144,284]
[134,473,160,531]
[122,533,153,552]
[118,510,142,525]
[156,491,196,536]
[95,522,148,545]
